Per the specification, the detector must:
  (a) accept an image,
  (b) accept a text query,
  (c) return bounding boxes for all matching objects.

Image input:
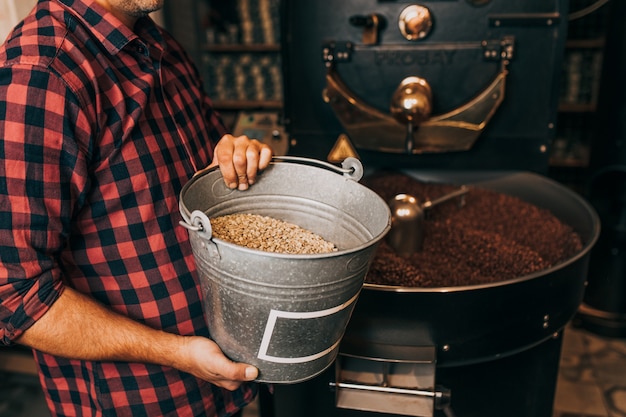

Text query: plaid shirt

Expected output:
[0,0,255,415]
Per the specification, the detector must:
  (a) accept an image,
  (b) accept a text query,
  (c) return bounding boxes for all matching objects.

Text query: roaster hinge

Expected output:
[323,42,354,67]
[482,36,515,62]
[488,12,561,27]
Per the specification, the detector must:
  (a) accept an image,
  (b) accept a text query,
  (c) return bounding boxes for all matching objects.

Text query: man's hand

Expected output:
[176,336,259,390]
[211,134,273,191]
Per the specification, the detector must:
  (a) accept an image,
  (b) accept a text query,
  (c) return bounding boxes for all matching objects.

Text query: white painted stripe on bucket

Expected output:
[257,292,360,364]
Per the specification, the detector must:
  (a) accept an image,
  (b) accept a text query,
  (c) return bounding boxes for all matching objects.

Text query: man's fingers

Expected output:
[212,135,273,190]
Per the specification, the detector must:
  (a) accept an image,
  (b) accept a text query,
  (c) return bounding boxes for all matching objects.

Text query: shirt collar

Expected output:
[53,0,166,56]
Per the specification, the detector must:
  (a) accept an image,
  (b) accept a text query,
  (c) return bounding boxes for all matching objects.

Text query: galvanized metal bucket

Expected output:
[179,157,391,383]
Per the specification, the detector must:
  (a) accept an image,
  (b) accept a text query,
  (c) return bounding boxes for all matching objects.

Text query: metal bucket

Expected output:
[179,157,391,383]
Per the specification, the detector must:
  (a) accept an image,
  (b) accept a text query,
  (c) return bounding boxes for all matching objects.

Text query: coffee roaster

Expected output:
[260,1,600,416]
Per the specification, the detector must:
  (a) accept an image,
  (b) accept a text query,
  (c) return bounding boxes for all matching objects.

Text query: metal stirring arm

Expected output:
[421,185,468,210]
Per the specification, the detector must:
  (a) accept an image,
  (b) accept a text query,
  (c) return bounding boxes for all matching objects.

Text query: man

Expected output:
[0,0,273,416]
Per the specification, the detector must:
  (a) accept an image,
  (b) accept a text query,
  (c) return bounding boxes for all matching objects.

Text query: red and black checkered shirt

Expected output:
[0,0,256,415]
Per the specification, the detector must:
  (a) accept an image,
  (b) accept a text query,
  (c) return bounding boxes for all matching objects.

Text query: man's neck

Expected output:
[92,0,138,29]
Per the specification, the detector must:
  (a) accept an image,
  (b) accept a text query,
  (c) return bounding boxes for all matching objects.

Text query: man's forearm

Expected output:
[17,286,258,388]
[17,286,185,368]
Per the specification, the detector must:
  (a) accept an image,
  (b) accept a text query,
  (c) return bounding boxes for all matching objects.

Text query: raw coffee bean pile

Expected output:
[210,213,337,254]
[363,172,584,288]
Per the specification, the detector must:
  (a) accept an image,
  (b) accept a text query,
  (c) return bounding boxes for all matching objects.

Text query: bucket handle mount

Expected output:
[179,209,221,258]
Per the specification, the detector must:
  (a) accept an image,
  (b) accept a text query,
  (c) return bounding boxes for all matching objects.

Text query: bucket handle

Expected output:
[192,156,364,181]
[271,156,364,182]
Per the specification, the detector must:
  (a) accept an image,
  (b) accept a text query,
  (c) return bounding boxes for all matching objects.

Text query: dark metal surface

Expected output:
[268,171,599,417]
[271,334,564,417]
[281,0,569,171]
[271,1,599,416]
[577,166,626,337]
[345,171,600,367]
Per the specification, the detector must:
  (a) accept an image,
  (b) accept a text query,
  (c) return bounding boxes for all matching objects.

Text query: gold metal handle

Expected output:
[399,5,433,41]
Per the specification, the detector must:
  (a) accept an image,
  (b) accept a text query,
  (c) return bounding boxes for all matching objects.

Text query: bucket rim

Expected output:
[179,159,392,259]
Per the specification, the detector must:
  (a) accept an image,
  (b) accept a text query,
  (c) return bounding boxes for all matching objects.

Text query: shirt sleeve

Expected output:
[0,64,92,345]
